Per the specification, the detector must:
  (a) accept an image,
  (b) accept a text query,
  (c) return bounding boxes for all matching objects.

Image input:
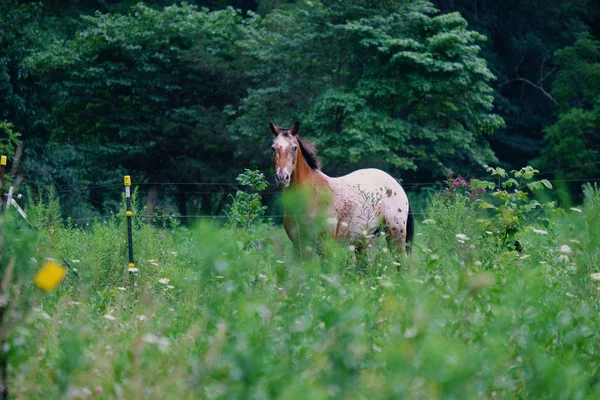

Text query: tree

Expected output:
[433,0,589,168]
[234,0,504,181]
[537,32,600,189]
[26,3,250,215]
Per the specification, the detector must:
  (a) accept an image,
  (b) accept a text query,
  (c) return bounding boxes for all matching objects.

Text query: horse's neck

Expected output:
[288,152,329,189]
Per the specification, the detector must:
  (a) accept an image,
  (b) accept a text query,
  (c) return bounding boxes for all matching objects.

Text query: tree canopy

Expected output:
[1,0,598,216]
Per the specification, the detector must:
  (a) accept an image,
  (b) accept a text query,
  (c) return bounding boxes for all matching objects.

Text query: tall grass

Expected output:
[2,182,600,399]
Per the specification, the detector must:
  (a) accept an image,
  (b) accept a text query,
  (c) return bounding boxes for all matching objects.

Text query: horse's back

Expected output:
[337,168,406,195]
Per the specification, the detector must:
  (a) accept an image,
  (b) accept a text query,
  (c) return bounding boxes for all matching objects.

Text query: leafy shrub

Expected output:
[225,169,268,230]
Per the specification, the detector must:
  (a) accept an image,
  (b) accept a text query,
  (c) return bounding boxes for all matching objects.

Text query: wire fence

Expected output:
[9,159,600,225]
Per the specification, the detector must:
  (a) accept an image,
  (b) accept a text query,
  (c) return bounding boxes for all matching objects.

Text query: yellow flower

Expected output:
[34,261,66,293]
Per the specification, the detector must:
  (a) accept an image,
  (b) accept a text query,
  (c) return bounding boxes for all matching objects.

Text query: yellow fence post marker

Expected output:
[124,175,135,271]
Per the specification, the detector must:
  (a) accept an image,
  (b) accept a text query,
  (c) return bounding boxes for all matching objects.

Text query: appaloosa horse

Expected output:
[270,121,413,253]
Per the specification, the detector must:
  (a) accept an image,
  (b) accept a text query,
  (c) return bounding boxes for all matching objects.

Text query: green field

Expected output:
[2,177,599,399]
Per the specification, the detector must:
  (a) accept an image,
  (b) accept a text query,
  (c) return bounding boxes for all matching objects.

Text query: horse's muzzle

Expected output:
[275,172,290,187]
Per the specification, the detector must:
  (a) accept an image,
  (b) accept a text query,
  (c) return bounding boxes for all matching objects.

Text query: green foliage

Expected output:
[5,183,600,398]
[538,32,600,186]
[0,121,21,158]
[235,0,504,179]
[434,0,590,168]
[225,169,269,229]
[26,3,250,211]
[471,166,556,247]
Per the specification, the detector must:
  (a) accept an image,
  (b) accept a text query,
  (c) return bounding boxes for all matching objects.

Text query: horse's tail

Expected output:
[406,204,414,254]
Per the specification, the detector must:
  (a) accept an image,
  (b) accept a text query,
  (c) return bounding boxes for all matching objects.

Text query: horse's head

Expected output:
[270,121,300,187]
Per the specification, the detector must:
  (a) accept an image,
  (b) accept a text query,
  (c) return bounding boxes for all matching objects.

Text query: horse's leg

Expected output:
[380,204,408,255]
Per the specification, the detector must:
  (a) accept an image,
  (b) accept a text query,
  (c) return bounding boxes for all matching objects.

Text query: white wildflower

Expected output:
[348,245,356,252]
[170,251,177,256]
[117,287,127,291]
[558,254,569,262]
[137,315,147,321]
[128,268,139,272]
[569,239,580,244]
[455,233,469,241]
[532,229,548,235]
[381,247,389,254]
[559,245,572,254]
[167,285,174,289]
[71,259,80,263]
[104,315,116,321]
[416,233,424,236]
[158,278,170,285]
[485,231,493,235]
[142,334,170,352]
[519,255,530,260]
[404,327,418,339]
[423,219,436,225]
[590,273,600,281]
[340,221,349,228]
[150,261,159,267]
[275,260,285,264]
[569,207,583,213]
[326,217,338,227]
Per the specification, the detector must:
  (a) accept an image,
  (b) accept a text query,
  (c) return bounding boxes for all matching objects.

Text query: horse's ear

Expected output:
[291,121,300,136]
[269,121,279,136]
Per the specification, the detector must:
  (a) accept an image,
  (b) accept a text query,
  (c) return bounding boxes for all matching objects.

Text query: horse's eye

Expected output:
[271,146,276,153]
[292,146,298,152]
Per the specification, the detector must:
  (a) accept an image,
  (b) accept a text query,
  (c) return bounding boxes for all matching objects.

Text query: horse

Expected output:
[270,121,413,254]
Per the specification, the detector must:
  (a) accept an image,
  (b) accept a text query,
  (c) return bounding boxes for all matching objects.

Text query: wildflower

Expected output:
[340,221,349,228]
[404,327,418,339]
[142,334,170,352]
[532,229,548,235]
[569,207,583,213]
[326,217,338,227]
[170,251,177,256]
[117,287,127,291]
[104,315,116,321]
[71,259,80,263]
[455,233,469,241]
[158,278,170,285]
[128,267,139,272]
[559,245,572,254]
[150,261,159,267]
[348,245,356,252]
[137,315,147,321]
[485,231,493,235]
[34,261,66,293]
[167,285,174,289]
[591,273,600,281]
[423,219,436,224]
[382,247,389,254]
[275,260,285,264]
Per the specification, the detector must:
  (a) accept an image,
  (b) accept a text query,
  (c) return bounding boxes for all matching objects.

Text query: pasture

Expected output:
[3,177,600,399]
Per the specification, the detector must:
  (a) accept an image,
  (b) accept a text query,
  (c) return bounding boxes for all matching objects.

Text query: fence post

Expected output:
[0,156,5,208]
[124,175,135,271]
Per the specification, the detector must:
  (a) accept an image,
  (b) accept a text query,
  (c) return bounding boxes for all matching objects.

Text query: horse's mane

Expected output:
[297,136,321,171]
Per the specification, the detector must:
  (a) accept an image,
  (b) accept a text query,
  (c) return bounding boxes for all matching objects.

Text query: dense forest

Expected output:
[1,0,599,219]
